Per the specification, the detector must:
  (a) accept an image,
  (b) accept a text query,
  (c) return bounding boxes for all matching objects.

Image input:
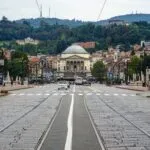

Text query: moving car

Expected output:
[75,77,83,85]
[58,81,69,90]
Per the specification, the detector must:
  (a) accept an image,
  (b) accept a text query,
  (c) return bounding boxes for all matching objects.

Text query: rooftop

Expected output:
[62,45,88,54]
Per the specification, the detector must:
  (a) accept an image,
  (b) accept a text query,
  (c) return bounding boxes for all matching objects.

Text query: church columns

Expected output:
[66,60,85,72]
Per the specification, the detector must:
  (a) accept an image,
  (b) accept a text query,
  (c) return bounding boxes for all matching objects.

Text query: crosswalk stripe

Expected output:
[131,94,136,96]
[60,93,66,96]
[45,93,50,96]
[78,93,83,96]
[27,93,33,96]
[19,93,25,96]
[53,93,58,96]
[87,93,92,96]
[96,93,101,95]
[114,94,119,96]
[10,93,16,96]
[104,93,110,96]
[36,93,42,96]
[122,94,127,96]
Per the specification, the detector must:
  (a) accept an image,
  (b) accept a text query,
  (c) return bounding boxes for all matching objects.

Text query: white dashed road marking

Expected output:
[96,93,101,95]
[27,93,33,96]
[36,93,42,96]
[114,94,119,96]
[10,93,16,96]
[87,93,92,96]
[53,93,58,96]
[45,93,50,96]
[60,93,67,96]
[19,93,25,96]
[78,93,83,96]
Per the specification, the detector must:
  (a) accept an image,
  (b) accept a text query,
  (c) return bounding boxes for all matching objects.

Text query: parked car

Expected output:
[58,81,69,90]
[82,79,91,86]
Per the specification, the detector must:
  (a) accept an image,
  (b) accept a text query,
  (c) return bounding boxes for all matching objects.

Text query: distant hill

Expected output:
[109,14,150,23]
[16,18,88,28]
[16,14,150,28]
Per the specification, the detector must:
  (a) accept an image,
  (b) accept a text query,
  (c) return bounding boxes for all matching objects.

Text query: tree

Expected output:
[6,51,29,83]
[91,61,106,82]
[131,49,135,56]
[128,56,141,79]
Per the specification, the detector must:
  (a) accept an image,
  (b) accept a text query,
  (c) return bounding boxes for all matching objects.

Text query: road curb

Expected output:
[116,86,147,92]
[0,86,33,97]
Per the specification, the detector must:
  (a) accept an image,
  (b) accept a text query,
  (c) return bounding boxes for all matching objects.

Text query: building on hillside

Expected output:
[57,44,91,80]
[16,37,39,45]
[74,42,96,49]
[109,19,126,25]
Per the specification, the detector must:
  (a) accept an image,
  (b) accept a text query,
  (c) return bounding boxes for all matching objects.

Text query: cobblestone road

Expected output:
[85,84,150,150]
[1,84,150,150]
[0,84,64,150]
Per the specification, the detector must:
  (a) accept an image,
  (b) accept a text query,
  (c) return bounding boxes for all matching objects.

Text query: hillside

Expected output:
[109,14,150,23]
[16,14,150,28]
[16,18,88,28]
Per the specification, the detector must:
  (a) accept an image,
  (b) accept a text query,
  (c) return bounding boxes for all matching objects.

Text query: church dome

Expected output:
[62,45,88,54]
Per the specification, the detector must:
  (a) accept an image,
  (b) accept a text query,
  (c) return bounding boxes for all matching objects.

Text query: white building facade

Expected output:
[57,45,91,79]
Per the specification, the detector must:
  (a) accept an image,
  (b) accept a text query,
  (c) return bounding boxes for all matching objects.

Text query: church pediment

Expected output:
[65,55,85,59]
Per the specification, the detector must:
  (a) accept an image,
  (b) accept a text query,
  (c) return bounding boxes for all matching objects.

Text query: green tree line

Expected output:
[1,16,150,54]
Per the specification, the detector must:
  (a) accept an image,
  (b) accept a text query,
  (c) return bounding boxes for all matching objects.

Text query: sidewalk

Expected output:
[116,85,150,97]
[0,84,33,96]
[116,85,148,92]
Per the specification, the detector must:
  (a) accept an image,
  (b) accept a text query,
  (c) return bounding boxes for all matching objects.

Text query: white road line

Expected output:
[87,93,92,96]
[19,93,25,96]
[65,94,74,150]
[122,94,127,96]
[10,93,16,96]
[78,93,83,96]
[36,93,42,96]
[104,93,110,96]
[45,93,50,96]
[114,93,119,96]
[61,93,66,96]
[53,93,58,96]
[96,93,101,95]
[131,94,136,97]
[27,93,33,96]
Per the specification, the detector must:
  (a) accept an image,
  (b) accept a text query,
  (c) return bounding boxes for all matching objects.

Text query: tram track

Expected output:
[96,95,150,139]
[0,89,59,134]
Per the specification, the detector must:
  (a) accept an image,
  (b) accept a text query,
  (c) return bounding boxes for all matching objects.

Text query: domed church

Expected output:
[57,44,91,79]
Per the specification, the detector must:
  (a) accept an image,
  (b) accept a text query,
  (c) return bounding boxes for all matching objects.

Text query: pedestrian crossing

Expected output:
[10,92,137,97]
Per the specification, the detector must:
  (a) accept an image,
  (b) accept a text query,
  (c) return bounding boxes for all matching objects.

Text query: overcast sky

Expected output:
[0,0,150,21]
